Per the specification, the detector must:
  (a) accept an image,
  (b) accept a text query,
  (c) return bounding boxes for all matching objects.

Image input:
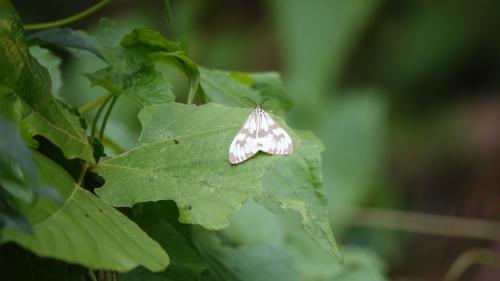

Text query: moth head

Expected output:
[254,97,269,110]
[242,97,270,111]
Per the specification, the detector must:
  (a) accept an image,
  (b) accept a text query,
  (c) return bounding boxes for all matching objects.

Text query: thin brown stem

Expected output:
[347,207,500,241]
[443,248,500,281]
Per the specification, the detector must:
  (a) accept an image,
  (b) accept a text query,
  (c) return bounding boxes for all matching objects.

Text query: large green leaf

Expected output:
[94,103,280,229]
[0,151,169,272]
[94,102,341,262]
[199,67,292,116]
[257,130,342,262]
[0,2,94,163]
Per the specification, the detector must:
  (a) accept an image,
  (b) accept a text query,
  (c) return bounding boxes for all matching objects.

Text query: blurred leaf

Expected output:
[195,232,300,281]
[257,131,342,262]
[27,27,103,59]
[224,201,389,280]
[283,219,388,281]
[0,5,94,163]
[223,200,286,246]
[319,93,387,225]
[94,103,281,229]
[361,2,500,101]
[329,247,387,281]
[0,118,61,234]
[270,0,380,126]
[0,119,38,203]
[0,189,31,234]
[28,46,62,97]
[1,151,169,272]
[271,0,380,91]
[204,245,299,281]
[199,67,292,116]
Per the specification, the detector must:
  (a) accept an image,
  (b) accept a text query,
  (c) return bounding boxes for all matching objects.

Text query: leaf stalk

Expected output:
[79,92,113,115]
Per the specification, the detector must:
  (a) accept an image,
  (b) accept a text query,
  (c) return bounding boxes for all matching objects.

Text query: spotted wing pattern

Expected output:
[229,106,293,164]
[228,111,259,164]
[257,111,294,155]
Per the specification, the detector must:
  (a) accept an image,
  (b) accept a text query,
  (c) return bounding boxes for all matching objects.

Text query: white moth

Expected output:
[229,105,294,164]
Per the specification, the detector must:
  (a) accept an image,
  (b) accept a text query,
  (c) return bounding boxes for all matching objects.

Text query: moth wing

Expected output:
[228,113,259,164]
[257,111,294,155]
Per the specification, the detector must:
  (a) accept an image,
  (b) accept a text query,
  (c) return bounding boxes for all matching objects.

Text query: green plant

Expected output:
[0,1,389,280]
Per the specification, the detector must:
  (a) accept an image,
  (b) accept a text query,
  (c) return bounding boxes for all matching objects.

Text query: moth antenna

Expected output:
[259,97,270,106]
[241,97,256,106]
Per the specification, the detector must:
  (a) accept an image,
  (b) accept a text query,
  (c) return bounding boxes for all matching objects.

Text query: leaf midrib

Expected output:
[100,125,241,162]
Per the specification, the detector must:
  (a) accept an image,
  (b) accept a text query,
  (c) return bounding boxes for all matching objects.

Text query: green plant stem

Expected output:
[90,95,112,139]
[99,96,118,140]
[24,0,111,31]
[443,248,500,281]
[79,92,113,115]
[88,270,98,281]
[102,137,125,155]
